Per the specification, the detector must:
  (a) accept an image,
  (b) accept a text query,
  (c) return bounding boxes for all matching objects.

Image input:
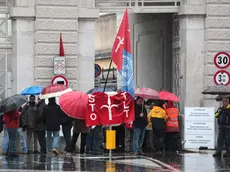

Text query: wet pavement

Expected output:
[0,152,229,172]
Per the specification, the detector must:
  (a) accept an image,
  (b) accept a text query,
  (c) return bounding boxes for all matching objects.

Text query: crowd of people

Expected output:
[1,95,182,156]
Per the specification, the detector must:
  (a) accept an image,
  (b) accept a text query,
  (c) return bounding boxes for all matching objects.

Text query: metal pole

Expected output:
[103,59,113,92]
[109,125,112,161]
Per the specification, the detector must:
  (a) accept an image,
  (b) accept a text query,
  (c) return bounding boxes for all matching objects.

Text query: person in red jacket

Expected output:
[3,110,20,156]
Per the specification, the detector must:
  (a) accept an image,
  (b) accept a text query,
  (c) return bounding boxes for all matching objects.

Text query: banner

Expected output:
[86,92,134,127]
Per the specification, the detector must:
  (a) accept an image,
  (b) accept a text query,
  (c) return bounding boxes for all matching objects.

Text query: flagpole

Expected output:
[103,59,113,92]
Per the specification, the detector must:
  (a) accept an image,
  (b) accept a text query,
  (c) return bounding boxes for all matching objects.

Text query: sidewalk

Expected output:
[184,149,215,154]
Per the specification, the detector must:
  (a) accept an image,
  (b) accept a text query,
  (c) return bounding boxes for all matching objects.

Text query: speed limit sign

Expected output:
[214,70,230,86]
[214,52,230,69]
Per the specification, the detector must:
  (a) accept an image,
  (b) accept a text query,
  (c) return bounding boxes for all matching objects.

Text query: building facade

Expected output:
[0,0,99,100]
[95,0,229,112]
[0,0,228,113]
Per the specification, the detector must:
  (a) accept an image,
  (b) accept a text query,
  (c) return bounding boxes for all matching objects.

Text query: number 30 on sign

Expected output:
[214,52,230,69]
[214,70,230,86]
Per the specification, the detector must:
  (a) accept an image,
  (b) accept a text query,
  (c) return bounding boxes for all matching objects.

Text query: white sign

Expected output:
[53,56,65,75]
[214,52,230,69]
[184,107,215,149]
[214,70,230,86]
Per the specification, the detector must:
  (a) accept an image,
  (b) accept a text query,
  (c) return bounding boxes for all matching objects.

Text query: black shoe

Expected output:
[213,152,221,157]
[223,152,230,157]
[40,151,47,154]
[33,150,40,154]
[27,150,33,154]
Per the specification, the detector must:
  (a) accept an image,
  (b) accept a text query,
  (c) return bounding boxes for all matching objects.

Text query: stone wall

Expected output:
[35,0,79,89]
[205,0,230,87]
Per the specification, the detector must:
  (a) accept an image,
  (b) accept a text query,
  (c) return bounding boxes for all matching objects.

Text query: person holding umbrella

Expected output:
[3,110,20,156]
[164,101,182,153]
[0,94,27,156]
[148,100,168,153]
[132,97,148,155]
[42,97,62,155]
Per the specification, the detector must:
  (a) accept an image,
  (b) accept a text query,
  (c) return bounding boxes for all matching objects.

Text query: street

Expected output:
[0,152,228,172]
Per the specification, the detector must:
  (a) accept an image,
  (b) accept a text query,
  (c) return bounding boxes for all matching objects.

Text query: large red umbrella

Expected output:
[135,88,159,99]
[158,91,180,102]
[39,84,72,99]
[59,91,88,119]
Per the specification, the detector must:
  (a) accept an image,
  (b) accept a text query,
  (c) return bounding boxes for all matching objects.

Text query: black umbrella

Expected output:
[202,86,230,95]
[0,94,27,113]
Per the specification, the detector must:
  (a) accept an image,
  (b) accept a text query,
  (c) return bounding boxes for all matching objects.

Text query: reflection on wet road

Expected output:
[0,152,229,171]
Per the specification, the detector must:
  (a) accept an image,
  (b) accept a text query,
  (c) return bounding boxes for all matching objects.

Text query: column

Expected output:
[10,0,35,94]
[78,0,99,92]
[178,0,206,109]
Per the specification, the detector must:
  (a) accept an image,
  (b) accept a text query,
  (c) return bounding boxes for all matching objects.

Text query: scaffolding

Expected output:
[0,0,11,99]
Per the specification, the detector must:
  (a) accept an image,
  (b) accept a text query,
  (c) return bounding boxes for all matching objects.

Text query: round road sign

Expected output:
[51,75,69,87]
[214,52,230,69]
[214,70,230,86]
[95,64,102,78]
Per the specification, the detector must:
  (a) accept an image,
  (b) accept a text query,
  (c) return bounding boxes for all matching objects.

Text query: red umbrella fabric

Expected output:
[40,84,72,99]
[135,88,160,99]
[158,91,180,102]
[59,91,89,119]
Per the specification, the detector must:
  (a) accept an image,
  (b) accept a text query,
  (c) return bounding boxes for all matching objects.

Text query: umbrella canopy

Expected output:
[202,86,230,95]
[87,87,115,94]
[135,88,160,99]
[0,94,27,113]
[59,91,88,119]
[21,86,44,95]
[158,91,180,102]
[215,94,230,101]
[39,84,72,99]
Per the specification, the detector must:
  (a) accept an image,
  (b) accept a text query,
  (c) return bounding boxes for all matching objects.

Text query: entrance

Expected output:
[133,13,173,91]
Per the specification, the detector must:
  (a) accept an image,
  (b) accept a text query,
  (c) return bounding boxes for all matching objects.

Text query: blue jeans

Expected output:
[7,128,18,154]
[2,127,9,153]
[18,128,28,153]
[132,128,146,153]
[46,131,60,152]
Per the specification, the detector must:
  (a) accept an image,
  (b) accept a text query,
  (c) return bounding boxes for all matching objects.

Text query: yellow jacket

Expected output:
[215,105,230,118]
[147,106,168,127]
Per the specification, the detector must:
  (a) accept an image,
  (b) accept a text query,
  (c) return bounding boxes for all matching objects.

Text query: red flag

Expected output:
[111,9,131,71]
[59,33,65,56]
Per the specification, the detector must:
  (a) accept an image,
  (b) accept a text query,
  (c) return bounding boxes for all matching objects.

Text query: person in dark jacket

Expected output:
[35,98,47,154]
[21,95,39,154]
[71,119,90,155]
[132,97,147,155]
[213,97,230,157]
[60,109,73,154]
[42,97,62,155]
